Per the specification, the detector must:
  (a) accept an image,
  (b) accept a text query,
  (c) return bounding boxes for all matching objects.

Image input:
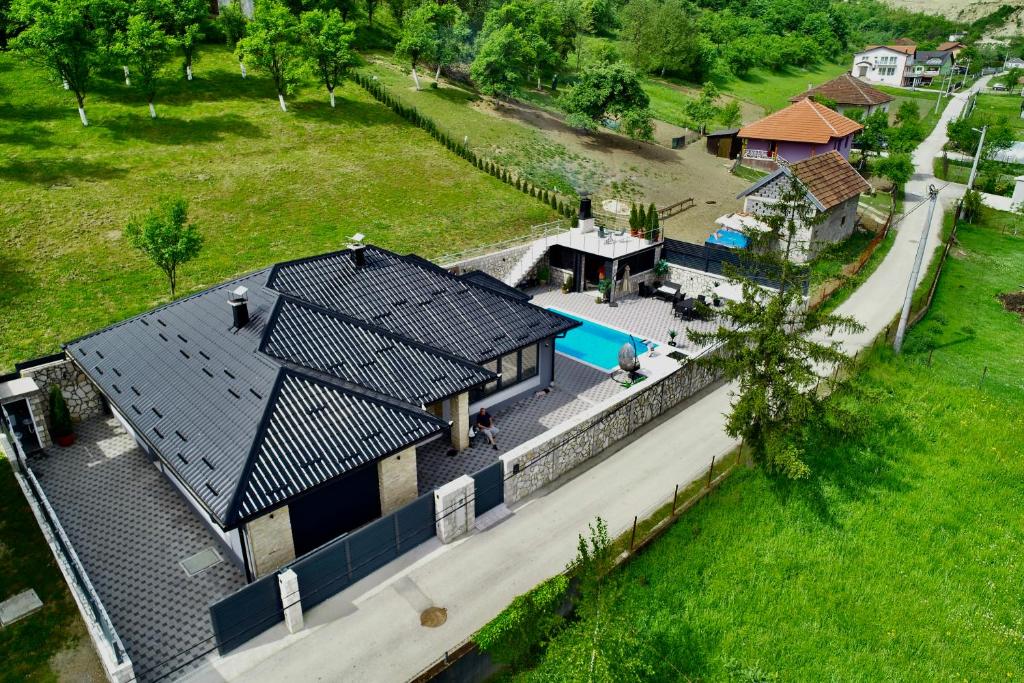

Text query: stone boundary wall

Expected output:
[444,244,531,282]
[665,263,732,296]
[20,356,104,424]
[500,344,725,504]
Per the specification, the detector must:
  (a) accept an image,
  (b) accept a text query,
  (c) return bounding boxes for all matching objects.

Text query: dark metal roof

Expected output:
[260,297,495,406]
[66,245,570,528]
[231,369,445,523]
[267,246,577,364]
[458,270,533,302]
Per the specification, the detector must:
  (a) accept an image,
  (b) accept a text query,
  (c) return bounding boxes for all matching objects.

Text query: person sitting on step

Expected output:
[475,407,499,451]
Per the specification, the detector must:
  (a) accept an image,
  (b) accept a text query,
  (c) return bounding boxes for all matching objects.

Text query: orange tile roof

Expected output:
[789,73,895,107]
[788,151,872,211]
[893,37,917,46]
[738,99,863,145]
[937,41,965,51]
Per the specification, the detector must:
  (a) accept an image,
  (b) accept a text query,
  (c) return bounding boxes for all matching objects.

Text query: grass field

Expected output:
[504,208,1024,680]
[969,93,1024,139]
[712,62,852,114]
[934,156,1024,195]
[0,457,102,681]
[0,46,554,372]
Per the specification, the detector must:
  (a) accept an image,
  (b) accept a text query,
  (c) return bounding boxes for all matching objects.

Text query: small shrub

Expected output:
[49,385,73,438]
[473,574,569,668]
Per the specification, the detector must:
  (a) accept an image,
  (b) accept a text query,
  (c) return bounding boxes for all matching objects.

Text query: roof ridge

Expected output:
[806,99,839,135]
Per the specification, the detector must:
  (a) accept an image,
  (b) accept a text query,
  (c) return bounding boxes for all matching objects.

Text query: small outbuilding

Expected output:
[705,128,742,159]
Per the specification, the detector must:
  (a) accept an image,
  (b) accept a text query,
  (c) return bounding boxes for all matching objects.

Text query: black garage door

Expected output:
[289,464,382,557]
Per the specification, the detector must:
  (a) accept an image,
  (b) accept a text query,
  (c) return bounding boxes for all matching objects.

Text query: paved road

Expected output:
[185,76,992,683]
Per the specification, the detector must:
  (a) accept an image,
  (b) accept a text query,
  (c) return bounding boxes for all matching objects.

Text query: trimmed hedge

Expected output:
[352,72,576,220]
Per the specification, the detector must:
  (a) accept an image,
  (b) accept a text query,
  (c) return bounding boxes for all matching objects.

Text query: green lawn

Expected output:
[934,156,1024,196]
[0,46,555,372]
[641,80,694,129]
[969,93,1024,139]
[0,457,100,681]
[504,208,1024,680]
[712,62,852,114]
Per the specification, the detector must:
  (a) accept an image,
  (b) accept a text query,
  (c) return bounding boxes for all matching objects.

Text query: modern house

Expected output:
[737,98,863,170]
[64,244,578,579]
[852,45,917,86]
[911,50,954,86]
[736,150,871,262]
[789,73,895,117]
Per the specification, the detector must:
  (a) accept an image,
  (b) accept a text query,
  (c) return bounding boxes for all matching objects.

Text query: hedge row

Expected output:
[352,72,575,220]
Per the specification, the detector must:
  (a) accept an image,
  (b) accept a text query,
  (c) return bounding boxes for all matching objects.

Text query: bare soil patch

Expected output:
[998,291,1024,317]
[49,627,104,683]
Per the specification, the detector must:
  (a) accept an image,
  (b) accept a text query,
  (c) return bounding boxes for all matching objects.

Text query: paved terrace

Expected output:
[29,417,247,682]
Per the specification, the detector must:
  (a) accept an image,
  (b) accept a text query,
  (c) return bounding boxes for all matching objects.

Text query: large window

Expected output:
[470,343,541,402]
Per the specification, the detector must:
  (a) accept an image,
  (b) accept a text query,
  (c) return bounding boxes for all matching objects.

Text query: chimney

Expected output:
[229,286,249,329]
[350,244,366,268]
[578,194,595,233]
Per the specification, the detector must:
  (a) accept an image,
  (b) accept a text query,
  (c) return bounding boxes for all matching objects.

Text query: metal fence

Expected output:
[472,461,504,516]
[209,490,437,655]
[436,219,572,268]
[662,237,801,292]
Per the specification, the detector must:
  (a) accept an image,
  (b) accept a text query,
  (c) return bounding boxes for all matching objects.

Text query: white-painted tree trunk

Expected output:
[278,94,287,112]
[329,87,335,108]
[435,64,441,81]
[123,65,130,86]
[240,62,247,78]
[186,65,193,80]
[148,102,156,118]
[62,79,69,90]
[412,67,421,90]
[537,75,541,89]
[78,107,88,126]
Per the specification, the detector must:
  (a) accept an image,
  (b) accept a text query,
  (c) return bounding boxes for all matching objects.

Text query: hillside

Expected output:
[886,0,1024,34]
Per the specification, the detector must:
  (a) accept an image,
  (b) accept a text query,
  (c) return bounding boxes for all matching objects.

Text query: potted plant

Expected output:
[667,329,678,346]
[597,278,613,303]
[49,385,75,447]
[536,265,551,286]
[561,274,574,293]
[652,259,669,287]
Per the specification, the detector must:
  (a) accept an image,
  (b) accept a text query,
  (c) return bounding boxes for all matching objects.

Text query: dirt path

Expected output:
[474,97,749,242]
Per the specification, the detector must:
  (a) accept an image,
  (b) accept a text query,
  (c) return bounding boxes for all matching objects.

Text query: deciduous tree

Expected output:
[237,0,300,110]
[116,14,175,118]
[684,81,720,135]
[157,0,207,80]
[124,198,203,298]
[470,23,535,96]
[300,8,355,107]
[395,2,435,90]
[689,174,863,478]
[718,99,741,128]
[561,61,653,140]
[218,0,249,77]
[427,2,469,82]
[12,0,99,126]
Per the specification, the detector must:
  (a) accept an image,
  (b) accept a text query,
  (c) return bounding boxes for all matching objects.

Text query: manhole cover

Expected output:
[180,547,222,577]
[420,606,448,628]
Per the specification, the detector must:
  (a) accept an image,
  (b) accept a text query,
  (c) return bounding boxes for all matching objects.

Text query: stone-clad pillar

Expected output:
[449,392,469,451]
[246,506,296,578]
[377,446,418,514]
[434,475,475,543]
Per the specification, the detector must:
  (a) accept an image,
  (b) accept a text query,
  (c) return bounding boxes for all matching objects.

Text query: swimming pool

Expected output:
[549,309,655,371]
[706,227,749,249]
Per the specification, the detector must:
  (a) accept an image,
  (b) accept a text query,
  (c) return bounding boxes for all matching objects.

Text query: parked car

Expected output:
[993,83,1008,92]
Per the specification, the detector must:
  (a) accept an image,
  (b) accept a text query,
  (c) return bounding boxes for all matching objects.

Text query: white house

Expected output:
[852,45,916,87]
[1004,57,1024,70]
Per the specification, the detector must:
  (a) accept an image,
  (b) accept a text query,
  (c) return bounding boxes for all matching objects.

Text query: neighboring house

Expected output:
[910,50,954,86]
[1004,57,1024,70]
[937,41,967,58]
[789,73,895,117]
[852,45,916,86]
[737,150,872,262]
[737,98,862,170]
[65,245,577,579]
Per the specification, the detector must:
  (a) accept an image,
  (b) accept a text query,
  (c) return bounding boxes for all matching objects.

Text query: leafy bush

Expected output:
[473,574,569,668]
[48,385,72,439]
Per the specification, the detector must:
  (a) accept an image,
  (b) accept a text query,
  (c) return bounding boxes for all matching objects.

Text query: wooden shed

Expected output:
[705,128,741,160]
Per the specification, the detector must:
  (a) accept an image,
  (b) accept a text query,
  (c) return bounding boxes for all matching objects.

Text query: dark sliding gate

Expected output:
[209,490,436,655]
[473,461,504,516]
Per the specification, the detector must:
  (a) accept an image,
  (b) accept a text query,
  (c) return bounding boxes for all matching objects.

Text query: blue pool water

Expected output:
[706,228,749,249]
[550,309,655,371]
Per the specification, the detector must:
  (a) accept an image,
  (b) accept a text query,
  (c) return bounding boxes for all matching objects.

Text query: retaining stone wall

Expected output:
[501,344,725,503]
[21,357,105,424]
[446,244,531,282]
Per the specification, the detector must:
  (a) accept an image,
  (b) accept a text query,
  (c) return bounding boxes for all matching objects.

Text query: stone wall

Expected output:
[445,244,531,282]
[665,264,735,297]
[377,447,418,515]
[500,344,725,504]
[434,475,475,543]
[247,506,297,578]
[20,357,105,424]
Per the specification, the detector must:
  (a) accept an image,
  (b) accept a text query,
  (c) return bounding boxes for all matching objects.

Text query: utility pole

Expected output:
[967,125,987,189]
[894,185,940,353]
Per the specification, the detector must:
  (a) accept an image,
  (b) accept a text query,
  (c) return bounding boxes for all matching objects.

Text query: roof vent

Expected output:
[229,286,249,329]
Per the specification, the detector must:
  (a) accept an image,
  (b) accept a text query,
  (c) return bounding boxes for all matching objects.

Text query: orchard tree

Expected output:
[561,61,653,140]
[395,3,435,90]
[683,82,720,135]
[429,2,469,82]
[1,0,30,51]
[477,0,560,90]
[237,0,300,110]
[218,0,249,78]
[12,0,99,126]
[875,152,913,197]
[622,0,708,79]
[385,0,406,26]
[158,0,207,80]
[90,0,132,82]
[116,14,175,118]
[470,24,535,96]
[855,108,889,168]
[689,174,863,478]
[718,99,741,128]
[299,9,355,107]
[124,198,203,298]
[363,0,377,25]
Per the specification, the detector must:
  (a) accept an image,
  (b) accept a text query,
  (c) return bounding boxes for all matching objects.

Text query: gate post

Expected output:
[434,475,476,543]
[278,569,304,634]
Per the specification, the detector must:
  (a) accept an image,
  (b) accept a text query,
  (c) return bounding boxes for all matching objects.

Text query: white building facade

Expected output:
[852,46,913,87]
